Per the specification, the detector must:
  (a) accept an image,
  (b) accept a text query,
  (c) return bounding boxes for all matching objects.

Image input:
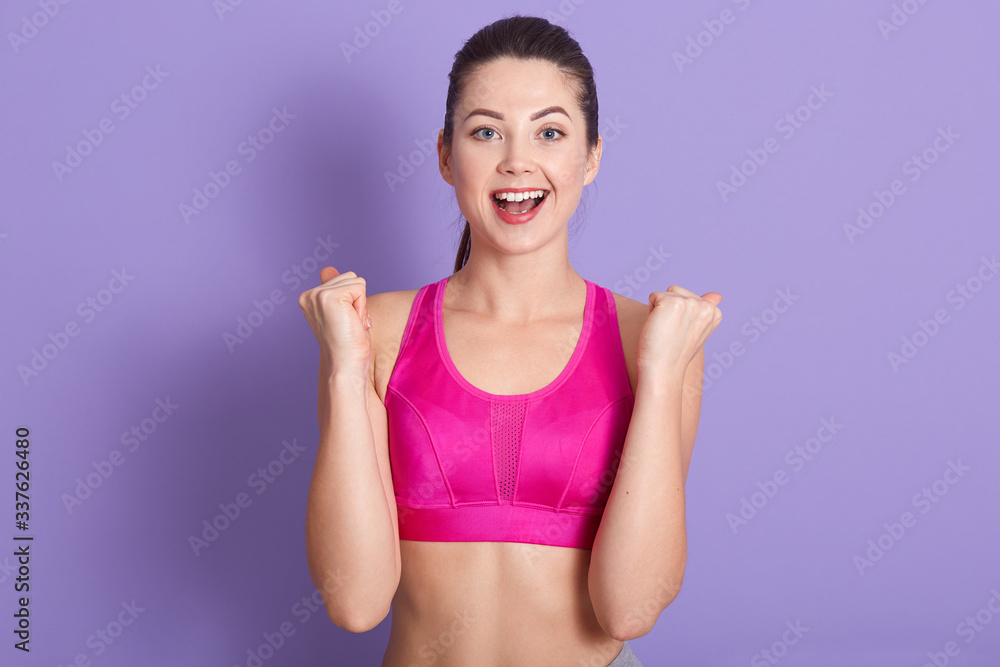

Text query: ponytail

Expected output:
[453,220,471,272]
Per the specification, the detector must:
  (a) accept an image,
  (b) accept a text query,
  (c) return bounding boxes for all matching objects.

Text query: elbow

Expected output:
[310,567,396,634]
[608,626,647,643]
[306,550,400,634]
[602,593,680,641]
[603,612,657,643]
[326,602,391,634]
[598,572,685,642]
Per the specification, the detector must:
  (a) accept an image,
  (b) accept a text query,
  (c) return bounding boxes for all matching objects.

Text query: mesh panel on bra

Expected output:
[491,401,526,503]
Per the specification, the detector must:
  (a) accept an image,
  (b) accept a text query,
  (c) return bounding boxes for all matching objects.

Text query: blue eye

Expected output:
[472,126,564,141]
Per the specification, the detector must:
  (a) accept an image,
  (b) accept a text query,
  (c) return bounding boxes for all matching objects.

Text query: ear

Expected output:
[438,129,454,186]
[583,134,602,187]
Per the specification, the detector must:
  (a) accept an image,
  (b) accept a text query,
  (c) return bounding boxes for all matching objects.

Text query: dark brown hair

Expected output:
[442,15,600,273]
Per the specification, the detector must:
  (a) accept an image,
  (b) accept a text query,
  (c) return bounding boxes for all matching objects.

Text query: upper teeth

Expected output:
[494,190,545,202]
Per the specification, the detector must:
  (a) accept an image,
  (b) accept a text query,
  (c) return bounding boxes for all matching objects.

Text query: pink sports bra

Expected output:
[385,275,634,549]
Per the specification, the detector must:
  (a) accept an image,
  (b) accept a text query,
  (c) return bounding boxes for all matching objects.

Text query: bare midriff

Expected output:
[381,540,623,667]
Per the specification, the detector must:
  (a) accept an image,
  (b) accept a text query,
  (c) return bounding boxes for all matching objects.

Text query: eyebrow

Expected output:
[462,106,572,123]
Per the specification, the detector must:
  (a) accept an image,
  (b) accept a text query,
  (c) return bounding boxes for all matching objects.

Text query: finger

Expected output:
[320,266,341,284]
[665,284,700,298]
[701,291,723,306]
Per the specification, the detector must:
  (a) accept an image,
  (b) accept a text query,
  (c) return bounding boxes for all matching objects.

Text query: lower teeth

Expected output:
[497,197,541,215]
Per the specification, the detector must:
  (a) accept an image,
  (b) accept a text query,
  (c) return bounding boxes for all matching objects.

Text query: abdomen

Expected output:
[382,541,623,667]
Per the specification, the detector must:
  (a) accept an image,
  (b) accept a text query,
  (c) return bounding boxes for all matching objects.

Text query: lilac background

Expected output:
[2,0,999,665]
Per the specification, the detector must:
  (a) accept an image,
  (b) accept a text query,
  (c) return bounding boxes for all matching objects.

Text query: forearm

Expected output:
[305,363,399,632]
[679,347,706,486]
[588,369,687,641]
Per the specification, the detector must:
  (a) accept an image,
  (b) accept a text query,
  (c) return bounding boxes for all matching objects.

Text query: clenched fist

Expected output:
[298,266,372,377]
[638,286,723,379]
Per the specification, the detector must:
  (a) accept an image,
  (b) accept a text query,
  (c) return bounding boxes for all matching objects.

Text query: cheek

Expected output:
[566,150,590,175]
[549,164,584,190]
[453,141,491,165]
[452,151,491,187]
[547,149,589,183]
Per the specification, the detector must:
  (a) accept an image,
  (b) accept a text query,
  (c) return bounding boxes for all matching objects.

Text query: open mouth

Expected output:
[492,190,548,215]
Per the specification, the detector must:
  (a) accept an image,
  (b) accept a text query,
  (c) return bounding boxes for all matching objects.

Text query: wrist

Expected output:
[636,364,685,396]
[327,367,370,397]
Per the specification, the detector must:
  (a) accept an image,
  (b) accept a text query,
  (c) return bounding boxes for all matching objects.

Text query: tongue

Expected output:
[503,196,538,214]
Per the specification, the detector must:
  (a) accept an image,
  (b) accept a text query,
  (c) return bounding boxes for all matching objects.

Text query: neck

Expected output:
[448,230,584,323]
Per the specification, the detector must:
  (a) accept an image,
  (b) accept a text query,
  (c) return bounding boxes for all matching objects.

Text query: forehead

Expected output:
[459,58,579,118]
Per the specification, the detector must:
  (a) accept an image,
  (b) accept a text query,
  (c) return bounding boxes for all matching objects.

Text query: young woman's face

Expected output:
[439,57,601,258]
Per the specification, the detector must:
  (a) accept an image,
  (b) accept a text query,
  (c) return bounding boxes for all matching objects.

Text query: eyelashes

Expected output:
[470,125,566,142]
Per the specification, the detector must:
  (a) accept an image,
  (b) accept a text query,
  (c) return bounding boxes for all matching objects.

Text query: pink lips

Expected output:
[490,189,548,226]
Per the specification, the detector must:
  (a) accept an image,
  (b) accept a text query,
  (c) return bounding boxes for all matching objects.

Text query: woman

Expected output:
[298,15,722,667]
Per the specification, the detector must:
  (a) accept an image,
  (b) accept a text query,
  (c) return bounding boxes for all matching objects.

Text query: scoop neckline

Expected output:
[434,275,594,402]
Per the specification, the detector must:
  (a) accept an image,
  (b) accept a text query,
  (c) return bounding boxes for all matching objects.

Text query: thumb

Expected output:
[320,266,341,284]
[701,291,723,306]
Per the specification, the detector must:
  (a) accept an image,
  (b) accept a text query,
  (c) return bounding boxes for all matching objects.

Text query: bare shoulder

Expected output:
[366,289,420,331]
[366,288,421,401]
[609,290,650,396]
[610,291,650,337]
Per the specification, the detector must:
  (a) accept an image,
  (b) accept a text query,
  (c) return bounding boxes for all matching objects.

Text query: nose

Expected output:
[497,135,536,176]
